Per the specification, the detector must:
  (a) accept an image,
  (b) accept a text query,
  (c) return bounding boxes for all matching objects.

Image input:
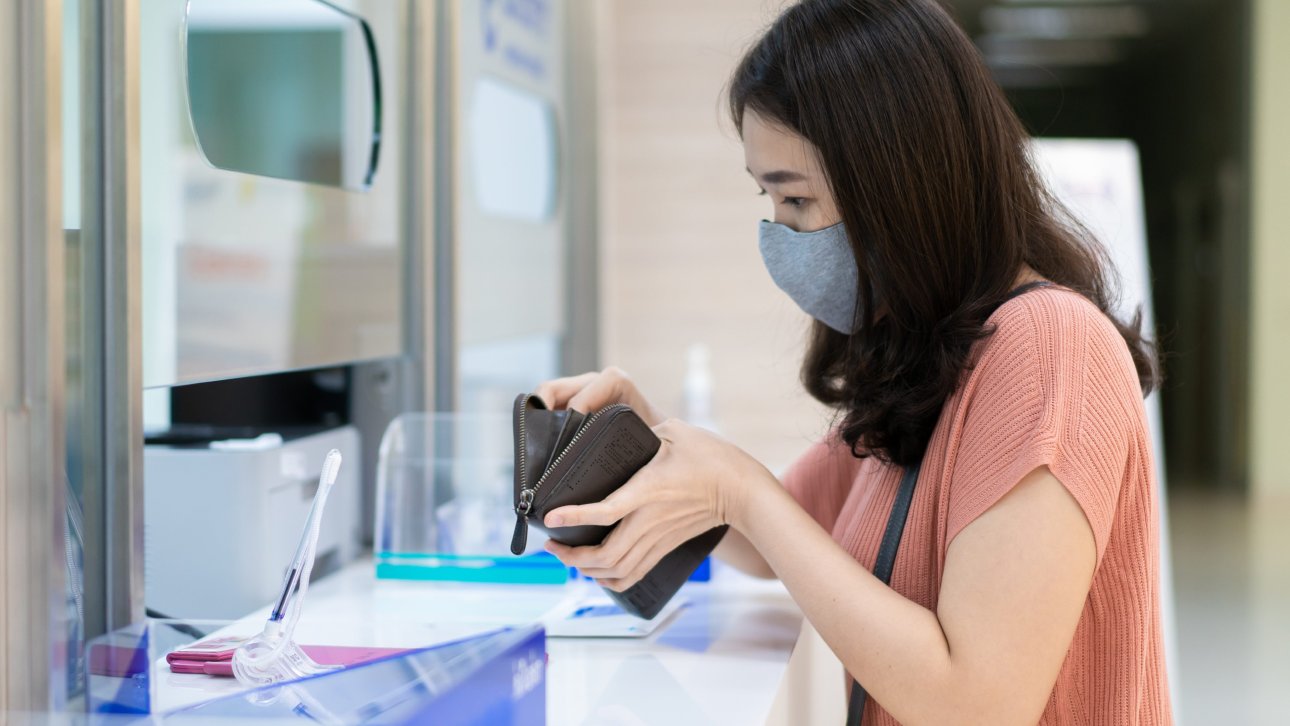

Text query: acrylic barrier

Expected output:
[374,412,569,584]
[85,619,546,725]
[374,412,712,586]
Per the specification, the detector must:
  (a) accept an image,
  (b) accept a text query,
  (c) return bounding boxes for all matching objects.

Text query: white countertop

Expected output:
[152,559,804,725]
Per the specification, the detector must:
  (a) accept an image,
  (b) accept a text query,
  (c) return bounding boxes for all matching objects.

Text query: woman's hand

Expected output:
[533,367,666,426]
[541,418,776,591]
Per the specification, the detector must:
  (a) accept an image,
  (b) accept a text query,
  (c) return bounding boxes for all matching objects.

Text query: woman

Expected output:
[536,0,1171,723]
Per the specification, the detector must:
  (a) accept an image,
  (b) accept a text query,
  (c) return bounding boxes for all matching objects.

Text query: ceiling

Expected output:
[939,0,1220,89]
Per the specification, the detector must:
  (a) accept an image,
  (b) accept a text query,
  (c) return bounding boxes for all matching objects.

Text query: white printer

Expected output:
[144,425,363,620]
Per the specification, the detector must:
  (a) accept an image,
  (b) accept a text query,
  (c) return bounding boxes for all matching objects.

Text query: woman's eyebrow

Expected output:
[746,168,808,185]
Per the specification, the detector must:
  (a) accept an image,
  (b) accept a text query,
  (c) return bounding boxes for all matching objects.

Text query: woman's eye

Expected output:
[756,189,806,208]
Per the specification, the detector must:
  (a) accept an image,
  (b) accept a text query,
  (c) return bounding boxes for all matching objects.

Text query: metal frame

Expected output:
[431,0,458,412]
[403,0,438,415]
[432,0,592,401]
[351,0,436,546]
[80,0,144,639]
[563,0,603,374]
[0,0,68,712]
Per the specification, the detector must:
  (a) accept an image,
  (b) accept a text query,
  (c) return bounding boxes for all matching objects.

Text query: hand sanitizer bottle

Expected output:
[683,343,718,432]
[682,343,719,582]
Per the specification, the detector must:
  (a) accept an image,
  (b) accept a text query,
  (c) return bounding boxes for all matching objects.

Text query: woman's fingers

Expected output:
[563,512,660,575]
[545,492,631,529]
[594,510,708,581]
[565,366,632,414]
[546,511,658,573]
[534,367,642,416]
[546,507,649,570]
[533,372,599,410]
[557,511,709,583]
[535,366,669,427]
[536,411,738,591]
[597,529,693,592]
[544,464,660,528]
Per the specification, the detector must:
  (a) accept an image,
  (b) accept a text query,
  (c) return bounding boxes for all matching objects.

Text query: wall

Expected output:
[1004,1,1253,494]
[1125,1,1251,494]
[1250,0,1290,499]
[598,0,831,474]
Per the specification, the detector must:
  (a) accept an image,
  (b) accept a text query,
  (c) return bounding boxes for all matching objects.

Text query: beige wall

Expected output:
[1250,0,1290,499]
[597,0,832,473]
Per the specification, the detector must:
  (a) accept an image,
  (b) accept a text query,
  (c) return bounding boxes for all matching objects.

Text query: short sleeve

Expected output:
[946,291,1141,561]
[779,432,862,534]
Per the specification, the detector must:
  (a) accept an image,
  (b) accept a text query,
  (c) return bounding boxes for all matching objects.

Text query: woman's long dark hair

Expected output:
[729,0,1159,467]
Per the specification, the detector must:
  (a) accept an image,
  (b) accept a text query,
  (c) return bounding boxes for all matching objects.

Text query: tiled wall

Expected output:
[597,0,833,474]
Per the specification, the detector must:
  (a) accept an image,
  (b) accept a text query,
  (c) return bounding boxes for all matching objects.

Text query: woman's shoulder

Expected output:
[947,286,1150,565]
[991,284,1120,343]
[977,285,1142,400]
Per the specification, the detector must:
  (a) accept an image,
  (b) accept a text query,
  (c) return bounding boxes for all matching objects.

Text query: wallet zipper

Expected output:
[511,400,631,554]
[512,393,535,554]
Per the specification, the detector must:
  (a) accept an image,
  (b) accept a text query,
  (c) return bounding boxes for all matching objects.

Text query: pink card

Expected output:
[167,643,411,677]
[201,661,234,677]
[168,660,211,675]
[300,644,412,666]
[166,636,244,664]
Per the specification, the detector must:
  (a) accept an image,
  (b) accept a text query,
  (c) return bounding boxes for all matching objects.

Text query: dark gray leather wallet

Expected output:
[509,393,727,619]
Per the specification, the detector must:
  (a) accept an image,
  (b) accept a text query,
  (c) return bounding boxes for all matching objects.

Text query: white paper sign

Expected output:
[1031,138,1179,706]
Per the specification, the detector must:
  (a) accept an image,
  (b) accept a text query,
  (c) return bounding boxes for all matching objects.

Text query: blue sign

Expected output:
[480,0,552,81]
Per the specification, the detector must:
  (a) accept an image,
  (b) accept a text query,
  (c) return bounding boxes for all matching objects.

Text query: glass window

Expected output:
[184,0,382,190]
[141,0,405,391]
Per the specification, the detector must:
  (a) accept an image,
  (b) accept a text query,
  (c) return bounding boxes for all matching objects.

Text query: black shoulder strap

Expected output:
[1000,280,1052,305]
[845,280,1051,725]
[846,460,921,726]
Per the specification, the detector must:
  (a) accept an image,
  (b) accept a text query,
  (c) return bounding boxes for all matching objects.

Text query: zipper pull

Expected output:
[511,490,535,555]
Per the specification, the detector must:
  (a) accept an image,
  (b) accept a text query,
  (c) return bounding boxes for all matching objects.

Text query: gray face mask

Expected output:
[758,219,861,334]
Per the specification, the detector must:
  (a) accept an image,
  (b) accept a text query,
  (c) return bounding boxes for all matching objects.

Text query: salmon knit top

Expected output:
[781,286,1172,725]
